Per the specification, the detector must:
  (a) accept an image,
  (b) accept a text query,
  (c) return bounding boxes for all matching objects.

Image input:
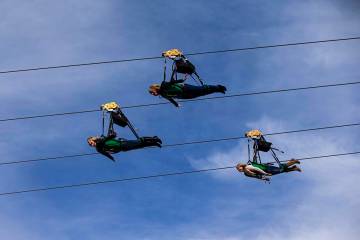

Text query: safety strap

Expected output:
[190,75,201,86]
[256,150,262,164]
[127,121,140,140]
[270,148,282,167]
[271,147,284,154]
[170,61,177,82]
[247,139,251,164]
[107,116,114,136]
[193,71,204,85]
[163,58,167,83]
[101,110,105,136]
[117,109,140,140]
[252,141,262,164]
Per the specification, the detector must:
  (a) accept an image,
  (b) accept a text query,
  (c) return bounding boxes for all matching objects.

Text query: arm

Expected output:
[95,138,115,161]
[97,149,115,162]
[246,165,271,176]
[244,168,257,177]
[165,97,180,107]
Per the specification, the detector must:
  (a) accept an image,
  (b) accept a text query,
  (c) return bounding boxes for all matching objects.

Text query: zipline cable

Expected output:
[1,122,358,166]
[1,80,359,123]
[1,36,359,75]
[0,151,358,197]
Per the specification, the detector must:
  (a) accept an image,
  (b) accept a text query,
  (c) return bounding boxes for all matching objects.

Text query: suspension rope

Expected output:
[0,122,358,166]
[1,80,359,123]
[1,36,359,75]
[0,151,358,197]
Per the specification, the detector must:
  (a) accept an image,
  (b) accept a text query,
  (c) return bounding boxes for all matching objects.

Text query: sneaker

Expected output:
[218,85,227,94]
[153,136,162,144]
[292,159,301,164]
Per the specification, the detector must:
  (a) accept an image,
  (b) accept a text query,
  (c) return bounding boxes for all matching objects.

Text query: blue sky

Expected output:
[0,0,359,239]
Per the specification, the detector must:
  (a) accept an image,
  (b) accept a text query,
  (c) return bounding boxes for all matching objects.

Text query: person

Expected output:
[236,159,301,180]
[236,163,272,181]
[87,134,162,161]
[149,81,227,107]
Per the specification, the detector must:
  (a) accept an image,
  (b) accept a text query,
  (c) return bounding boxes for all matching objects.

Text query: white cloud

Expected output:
[186,114,359,240]
[0,0,359,239]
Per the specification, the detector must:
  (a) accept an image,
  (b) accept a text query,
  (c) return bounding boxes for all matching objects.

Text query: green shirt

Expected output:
[102,138,123,153]
[251,162,268,171]
[160,82,184,97]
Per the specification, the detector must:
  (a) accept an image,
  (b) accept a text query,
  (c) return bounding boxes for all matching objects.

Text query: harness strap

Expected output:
[252,141,262,164]
[190,75,204,86]
[270,148,282,167]
[193,71,204,85]
[107,116,115,136]
[118,109,140,140]
[101,110,105,136]
[247,139,251,164]
[170,61,177,82]
[163,57,167,83]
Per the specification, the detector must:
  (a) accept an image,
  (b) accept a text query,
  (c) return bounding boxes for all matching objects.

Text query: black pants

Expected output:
[180,84,222,99]
[117,137,159,151]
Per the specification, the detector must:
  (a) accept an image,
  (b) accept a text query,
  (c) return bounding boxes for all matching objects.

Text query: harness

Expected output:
[100,101,140,139]
[162,48,204,86]
[245,129,284,170]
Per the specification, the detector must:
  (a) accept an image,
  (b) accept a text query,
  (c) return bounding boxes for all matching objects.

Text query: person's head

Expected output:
[148,84,160,96]
[236,163,247,172]
[87,136,98,147]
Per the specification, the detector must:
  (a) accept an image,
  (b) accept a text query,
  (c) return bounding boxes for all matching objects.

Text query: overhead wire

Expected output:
[0,36,359,197]
[0,122,359,166]
[0,36,359,75]
[1,80,359,123]
[0,151,358,197]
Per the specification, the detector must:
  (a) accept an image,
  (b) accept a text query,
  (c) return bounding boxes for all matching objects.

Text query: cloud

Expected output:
[0,0,359,239]
[185,114,359,240]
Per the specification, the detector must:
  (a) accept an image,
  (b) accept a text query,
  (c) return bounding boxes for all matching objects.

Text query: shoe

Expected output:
[153,136,162,144]
[218,85,227,94]
[142,137,162,148]
[292,159,301,164]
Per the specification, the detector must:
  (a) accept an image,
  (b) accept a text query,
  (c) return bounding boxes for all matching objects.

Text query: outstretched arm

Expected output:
[97,149,115,161]
[95,138,115,161]
[165,97,180,107]
[247,165,271,176]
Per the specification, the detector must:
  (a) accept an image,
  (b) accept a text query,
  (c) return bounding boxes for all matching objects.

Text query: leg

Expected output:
[181,84,226,99]
[119,137,162,151]
[284,165,302,172]
[263,165,283,176]
[285,159,301,167]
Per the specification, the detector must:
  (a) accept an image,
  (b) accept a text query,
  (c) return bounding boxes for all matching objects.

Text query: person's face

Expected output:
[87,138,97,147]
[236,164,245,172]
[149,87,159,96]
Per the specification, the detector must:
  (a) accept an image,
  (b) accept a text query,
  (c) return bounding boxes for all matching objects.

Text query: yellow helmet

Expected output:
[101,101,120,111]
[245,129,263,139]
[162,48,183,59]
